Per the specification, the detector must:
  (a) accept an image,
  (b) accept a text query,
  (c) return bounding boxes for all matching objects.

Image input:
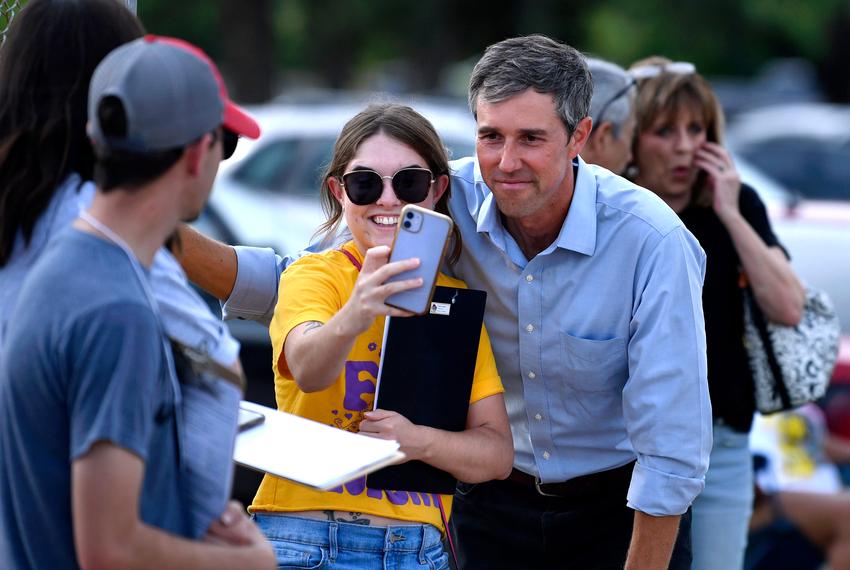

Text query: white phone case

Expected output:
[384,204,453,315]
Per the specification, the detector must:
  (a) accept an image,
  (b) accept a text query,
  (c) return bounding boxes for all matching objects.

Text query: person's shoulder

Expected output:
[738,183,767,210]
[589,165,684,237]
[10,261,157,358]
[22,229,147,312]
[449,157,490,218]
[285,242,361,279]
[23,228,110,287]
[34,173,94,235]
[68,298,159,340]
[449,156,478,184]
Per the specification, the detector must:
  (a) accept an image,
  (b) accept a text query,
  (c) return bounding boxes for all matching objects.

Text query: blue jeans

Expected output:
[691,421,754,570]
[253,513,449,570]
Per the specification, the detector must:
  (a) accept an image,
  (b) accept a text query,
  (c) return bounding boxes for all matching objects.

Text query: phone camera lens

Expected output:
[406,212,414,219]
[403,221,411,229]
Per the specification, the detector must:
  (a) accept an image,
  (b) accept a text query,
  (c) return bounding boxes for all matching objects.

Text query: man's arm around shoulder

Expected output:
[72,441,274,570]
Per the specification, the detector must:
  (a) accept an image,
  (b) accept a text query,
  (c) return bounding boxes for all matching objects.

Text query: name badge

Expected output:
[430,302,451,316]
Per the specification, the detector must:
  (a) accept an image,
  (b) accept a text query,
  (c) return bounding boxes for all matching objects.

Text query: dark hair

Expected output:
[317,103,461,264]
[468,35,593,135]
[0,0,144,265]
[92,96,185,192]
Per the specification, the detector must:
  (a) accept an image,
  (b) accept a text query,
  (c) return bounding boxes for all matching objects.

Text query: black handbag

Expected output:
[741,278,840,414]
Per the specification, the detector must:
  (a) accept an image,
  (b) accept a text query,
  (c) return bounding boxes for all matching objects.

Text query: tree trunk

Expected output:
[219,0,275,103]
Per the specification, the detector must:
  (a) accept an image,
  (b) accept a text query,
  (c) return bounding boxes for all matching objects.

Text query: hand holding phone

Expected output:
[384,205,453,315]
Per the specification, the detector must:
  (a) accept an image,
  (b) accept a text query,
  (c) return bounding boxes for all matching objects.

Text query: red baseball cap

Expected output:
[144,35,261,140]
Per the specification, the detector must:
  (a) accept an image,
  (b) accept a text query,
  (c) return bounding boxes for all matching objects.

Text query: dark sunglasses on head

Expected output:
[340,167,435,206]
[593,77,636,130]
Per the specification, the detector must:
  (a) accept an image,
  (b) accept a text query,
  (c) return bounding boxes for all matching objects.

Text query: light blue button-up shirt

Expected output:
[224,156,712,516]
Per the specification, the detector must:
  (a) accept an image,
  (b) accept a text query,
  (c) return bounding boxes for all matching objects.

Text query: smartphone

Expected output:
[384,204,453,315]
[237,407,265,432]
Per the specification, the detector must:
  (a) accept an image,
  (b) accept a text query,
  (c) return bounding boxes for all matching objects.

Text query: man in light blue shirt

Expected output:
[179,35,710,570]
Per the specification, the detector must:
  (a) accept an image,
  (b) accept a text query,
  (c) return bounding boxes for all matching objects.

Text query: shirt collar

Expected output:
[557,156,597,256]
[474,156,598,257]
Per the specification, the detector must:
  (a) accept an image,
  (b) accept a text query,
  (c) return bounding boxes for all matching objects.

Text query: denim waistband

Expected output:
[253,513,442,554]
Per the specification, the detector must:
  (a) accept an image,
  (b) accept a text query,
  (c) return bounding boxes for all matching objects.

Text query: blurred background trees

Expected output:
[5,0,846,104]
[130,0,850,105]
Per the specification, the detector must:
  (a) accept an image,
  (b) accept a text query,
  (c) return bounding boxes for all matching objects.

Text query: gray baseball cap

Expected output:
[88,35,260,153]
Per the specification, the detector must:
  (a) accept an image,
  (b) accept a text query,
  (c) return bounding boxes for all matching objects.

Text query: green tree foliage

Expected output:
[583,0,847,76]
[61,0,848,101]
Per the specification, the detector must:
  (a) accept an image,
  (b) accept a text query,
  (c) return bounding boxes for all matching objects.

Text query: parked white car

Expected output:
[727,103,850,202]
[206,98,477,256]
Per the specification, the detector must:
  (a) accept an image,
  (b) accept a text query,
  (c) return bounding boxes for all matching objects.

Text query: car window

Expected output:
[291,138,336,195]
[232,133,475,199]
[737,137,850,201]
[821,141,850,200]
[230,138,300,192]
[230,136,337,198]
[445,139,475,161]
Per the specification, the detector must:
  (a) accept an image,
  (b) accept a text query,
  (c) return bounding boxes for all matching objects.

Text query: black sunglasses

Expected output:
[340,167,435,206]
[208,128,239,160]
[593,78,636,130]
[222,129,239,160]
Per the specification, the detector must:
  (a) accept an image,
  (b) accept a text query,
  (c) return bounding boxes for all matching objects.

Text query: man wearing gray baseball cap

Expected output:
[0,36,273,569]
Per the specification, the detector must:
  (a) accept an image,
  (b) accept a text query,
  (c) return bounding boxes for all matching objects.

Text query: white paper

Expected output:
[234,400,404,490]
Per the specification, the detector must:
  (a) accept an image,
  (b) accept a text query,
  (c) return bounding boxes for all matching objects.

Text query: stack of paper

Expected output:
[234,401,405,490]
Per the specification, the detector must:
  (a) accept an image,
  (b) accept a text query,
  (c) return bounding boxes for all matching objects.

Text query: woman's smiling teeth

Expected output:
[372,215,399,227]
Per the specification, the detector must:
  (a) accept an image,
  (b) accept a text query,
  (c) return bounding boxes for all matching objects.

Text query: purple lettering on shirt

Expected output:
[329,476,381,500]
[344,476,366,496]
[326,478,437,509]
[343,361,378,411]
[385,490,409,505]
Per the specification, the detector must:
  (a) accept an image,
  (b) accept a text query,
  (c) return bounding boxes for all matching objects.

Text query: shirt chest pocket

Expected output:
[559,333,627,392]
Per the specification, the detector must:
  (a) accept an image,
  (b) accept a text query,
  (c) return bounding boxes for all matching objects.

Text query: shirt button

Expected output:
[542,451,551,460]
[526,275,534,283]
[526,324,534,333]
[528,371,536,379]
[535,413,542,421]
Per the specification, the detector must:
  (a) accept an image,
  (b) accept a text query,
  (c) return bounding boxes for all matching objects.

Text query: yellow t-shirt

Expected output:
[250,241,504,531]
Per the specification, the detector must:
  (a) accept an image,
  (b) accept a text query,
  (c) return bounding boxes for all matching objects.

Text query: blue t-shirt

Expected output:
[0,228,190,569]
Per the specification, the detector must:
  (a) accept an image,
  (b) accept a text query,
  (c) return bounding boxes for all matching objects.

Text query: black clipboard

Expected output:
[367,286,487,494]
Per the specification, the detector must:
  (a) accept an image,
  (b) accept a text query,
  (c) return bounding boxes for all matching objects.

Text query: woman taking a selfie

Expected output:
[249,103,512,569]
[628,57,805,570]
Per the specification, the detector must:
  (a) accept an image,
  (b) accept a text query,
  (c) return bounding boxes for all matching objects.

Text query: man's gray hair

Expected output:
[468,35,592,134]
[587,57,635,138]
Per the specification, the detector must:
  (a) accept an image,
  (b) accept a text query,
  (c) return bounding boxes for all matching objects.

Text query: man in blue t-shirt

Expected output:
[0,36,273,569]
